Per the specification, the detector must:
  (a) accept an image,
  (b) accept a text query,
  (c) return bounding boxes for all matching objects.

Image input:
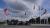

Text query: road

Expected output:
[0,24,50,28]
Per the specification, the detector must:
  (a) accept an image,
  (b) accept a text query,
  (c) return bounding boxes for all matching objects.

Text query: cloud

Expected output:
[23,0,37,3]
[0,8,4,17]
[40,13,50,19]
[36,0,44,6]
[3,0,16,3]
[0,8,5,21]
[3,0,44,19]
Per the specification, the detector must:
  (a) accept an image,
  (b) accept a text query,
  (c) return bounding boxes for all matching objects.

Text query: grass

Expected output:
[0,22,6,25]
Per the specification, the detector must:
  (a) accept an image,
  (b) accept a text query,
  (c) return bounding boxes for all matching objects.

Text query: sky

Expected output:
[0,0,50,19]
[0,0,50,12]
[42,0,50,13]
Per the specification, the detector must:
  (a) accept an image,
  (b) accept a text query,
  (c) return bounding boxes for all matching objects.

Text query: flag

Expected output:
[41,9,47,16]
[25,12,26,15]
[33,4,35,10]
[41,8,43,10]
[43,9,47,14]
[39,6,40,10]
[4,8,9,16]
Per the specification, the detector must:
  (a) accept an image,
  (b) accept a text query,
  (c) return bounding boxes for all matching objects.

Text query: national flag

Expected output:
[41,8,43,10]
[4,8,9,16]
[43,9,47,14]
[39,6,40,10]
[41,9,47,16]
[33,4,35,10]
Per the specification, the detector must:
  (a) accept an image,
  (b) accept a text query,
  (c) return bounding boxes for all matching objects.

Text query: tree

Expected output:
[36,17,40,24]
[48,17,50,24]
[29,18,35,24]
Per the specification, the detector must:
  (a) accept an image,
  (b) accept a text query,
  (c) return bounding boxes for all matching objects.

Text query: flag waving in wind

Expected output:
[4,8,9,16]
[41,9,47,16]
[33,4,35,10]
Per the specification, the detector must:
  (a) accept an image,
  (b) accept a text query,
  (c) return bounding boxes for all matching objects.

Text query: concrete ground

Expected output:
[0,24,50,28]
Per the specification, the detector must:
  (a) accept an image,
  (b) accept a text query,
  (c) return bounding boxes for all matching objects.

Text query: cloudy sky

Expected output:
[0,0,50,19]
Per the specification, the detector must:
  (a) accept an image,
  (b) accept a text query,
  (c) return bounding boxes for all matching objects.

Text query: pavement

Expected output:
[31,24,50,26]
[0,24,50,28]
